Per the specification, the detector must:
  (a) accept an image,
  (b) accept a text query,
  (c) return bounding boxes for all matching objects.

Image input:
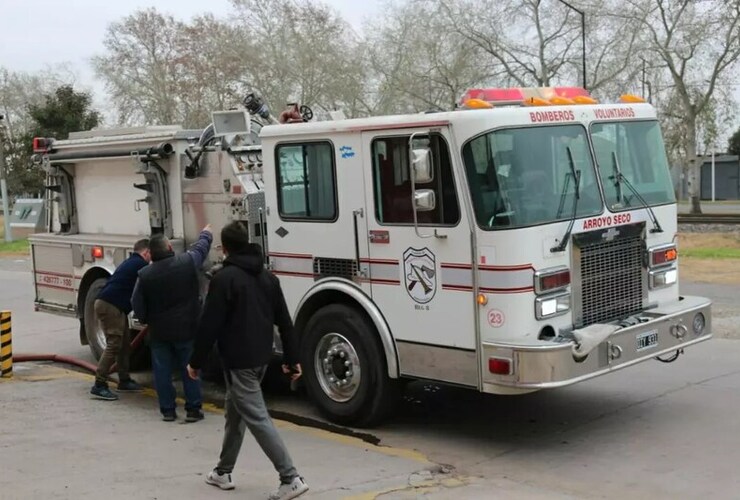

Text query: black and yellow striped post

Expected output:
[1,311,11,378]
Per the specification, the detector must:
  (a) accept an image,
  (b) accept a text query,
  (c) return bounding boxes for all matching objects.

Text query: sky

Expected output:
[0,0,381,111]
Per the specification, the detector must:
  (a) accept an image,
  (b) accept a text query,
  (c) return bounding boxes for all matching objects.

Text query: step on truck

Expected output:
[29,87,711,426]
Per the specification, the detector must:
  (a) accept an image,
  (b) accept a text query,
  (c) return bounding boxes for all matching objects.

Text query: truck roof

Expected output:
[259,103,657,139]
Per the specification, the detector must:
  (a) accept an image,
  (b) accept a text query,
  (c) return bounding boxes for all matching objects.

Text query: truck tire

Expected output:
[302,304,399,427]
[83,278,108,360]
[83,277,150,370]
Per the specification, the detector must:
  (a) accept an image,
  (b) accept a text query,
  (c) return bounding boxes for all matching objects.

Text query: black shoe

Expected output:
[91,384,119,401]
[162,411,177,422]
[185,409,204,423]
[117,379,144,393]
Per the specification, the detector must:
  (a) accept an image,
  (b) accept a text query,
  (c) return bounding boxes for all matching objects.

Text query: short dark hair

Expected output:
[149,234,171,261]
[133,238,150,253]
[221,222,250,254]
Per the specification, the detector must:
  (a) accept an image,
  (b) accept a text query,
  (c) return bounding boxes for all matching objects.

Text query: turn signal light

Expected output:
[524,97,551,106]
[477,293,488,306]
[649,245,677,267]
[549,96,575,105]
[463,98,494,109]
[92,246,104,259]
[489,357,512,375]
[620,94,646,103]
[573,95,598,104]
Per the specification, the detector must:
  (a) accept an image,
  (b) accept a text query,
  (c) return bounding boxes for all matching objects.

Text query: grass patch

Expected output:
[0,238,29,255]
[681,247,740,259]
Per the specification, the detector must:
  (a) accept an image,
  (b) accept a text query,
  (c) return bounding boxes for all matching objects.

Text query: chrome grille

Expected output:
[576,227,645,327]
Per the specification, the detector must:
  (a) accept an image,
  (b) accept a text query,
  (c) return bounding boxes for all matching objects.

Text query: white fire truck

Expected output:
[29,87,711,426]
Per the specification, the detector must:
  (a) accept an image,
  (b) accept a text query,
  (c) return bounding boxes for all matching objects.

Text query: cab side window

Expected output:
[276,142,337,220]
[371,134,460,225]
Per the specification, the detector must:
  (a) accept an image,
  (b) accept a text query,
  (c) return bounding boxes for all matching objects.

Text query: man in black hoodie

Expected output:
[187,222,308,500]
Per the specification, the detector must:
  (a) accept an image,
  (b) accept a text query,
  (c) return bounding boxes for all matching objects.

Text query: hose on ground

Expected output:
[13,327,149,379]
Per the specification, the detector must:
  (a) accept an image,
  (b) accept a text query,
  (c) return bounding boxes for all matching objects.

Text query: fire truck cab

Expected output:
[30,87,711,426]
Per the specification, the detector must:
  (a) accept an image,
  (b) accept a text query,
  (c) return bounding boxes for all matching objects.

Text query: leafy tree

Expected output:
[729,127,740,157]
[6,85,99,195]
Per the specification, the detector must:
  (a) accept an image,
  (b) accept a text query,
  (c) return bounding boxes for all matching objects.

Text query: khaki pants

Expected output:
[93,299,131,386]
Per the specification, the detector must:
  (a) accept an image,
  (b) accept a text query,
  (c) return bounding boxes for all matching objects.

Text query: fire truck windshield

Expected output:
[462,124,602,229]
[591,120,676,211]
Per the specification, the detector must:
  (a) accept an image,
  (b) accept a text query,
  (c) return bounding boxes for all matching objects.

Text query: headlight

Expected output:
[648,266,677,289]
[535,290,570,319]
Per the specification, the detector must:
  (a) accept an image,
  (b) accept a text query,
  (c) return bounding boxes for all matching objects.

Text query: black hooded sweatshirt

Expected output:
[189,252,297,370]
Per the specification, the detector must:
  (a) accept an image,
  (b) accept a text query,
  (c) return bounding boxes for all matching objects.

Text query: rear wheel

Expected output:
[84,278,108,360]
[303,304,399,427]
[83,277,149,370]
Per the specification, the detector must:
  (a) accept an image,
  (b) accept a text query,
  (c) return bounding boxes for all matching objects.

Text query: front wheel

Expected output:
[302,304,399,427]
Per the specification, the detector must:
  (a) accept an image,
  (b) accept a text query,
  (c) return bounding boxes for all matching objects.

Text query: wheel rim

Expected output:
[314,333,362,403]
[94,318,107,350]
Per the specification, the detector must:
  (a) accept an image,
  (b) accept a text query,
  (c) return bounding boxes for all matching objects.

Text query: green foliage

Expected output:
[5,85,99,196]
[729,127,740,157]
[28,85,100,139]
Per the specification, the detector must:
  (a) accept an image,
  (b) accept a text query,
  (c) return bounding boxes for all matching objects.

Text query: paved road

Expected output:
[3,256,740,499]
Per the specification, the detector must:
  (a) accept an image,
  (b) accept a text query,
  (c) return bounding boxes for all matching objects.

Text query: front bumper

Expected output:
[482,295,711,392]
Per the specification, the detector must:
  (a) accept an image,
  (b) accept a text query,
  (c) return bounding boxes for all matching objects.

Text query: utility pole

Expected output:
[0,115,12,243]
[554,0,587,90]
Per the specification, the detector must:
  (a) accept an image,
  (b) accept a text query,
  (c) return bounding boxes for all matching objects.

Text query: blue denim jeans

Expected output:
[149,339,202,414]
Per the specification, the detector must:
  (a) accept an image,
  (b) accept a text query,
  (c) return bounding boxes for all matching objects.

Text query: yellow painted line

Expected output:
[9,364,434,465]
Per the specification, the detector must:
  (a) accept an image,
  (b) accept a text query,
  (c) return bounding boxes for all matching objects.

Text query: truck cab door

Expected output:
[361,127,478,387]
[262,136,370,310]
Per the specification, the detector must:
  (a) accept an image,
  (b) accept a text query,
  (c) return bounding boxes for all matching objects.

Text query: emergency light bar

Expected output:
[459,87,593,108]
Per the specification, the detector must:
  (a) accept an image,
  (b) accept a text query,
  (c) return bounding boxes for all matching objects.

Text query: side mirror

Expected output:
[411,148,434,184]
[414,189,436,212]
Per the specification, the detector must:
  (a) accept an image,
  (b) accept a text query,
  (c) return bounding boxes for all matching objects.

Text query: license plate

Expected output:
[636,331,659,351]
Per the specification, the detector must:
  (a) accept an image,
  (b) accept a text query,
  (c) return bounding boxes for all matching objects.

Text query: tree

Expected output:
[230,0,366,117]
[7,85,100,196]
[28,85,100,139]
[729,127,740,156]
[437,0,643,93]
[93,9,185,125]
[363,0,495,114]
[623,0,740,213]
[0,67,79,196]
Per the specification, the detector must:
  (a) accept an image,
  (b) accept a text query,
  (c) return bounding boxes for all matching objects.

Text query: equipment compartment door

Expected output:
[361,128,478,387]
[31,243,76,313]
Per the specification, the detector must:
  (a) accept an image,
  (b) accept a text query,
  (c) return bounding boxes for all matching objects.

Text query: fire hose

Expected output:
[13,327,149,378]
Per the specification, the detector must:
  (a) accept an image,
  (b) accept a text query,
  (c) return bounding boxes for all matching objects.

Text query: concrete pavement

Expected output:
[0,363,439,500]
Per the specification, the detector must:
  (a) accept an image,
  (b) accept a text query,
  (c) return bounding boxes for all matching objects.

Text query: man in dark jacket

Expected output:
[90,238,150,401]
[187,222,308,500]
[132,225,212,422]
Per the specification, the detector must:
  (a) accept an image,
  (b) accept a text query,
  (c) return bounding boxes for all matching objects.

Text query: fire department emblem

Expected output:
[403,247,437,304]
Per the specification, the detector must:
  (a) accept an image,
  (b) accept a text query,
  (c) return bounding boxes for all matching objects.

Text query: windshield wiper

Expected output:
[551,147,581,253]
[609,151,663,233]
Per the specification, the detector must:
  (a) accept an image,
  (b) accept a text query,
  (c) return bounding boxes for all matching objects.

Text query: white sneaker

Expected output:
[268,476,309,500]
[205,469,235,490]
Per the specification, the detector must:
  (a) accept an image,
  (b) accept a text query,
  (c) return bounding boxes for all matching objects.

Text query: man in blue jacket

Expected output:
[90,238,150,401]
[132,225,212,422]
